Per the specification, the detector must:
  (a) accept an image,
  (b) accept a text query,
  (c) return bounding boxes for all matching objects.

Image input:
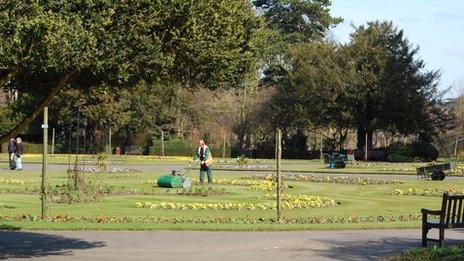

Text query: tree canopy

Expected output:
[253,0,342,43]
[264,21,449,150]
[344,21,445,148]
[0,0,261,143]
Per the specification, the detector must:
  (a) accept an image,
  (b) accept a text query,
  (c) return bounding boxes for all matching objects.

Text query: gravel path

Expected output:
[2,162,463,181]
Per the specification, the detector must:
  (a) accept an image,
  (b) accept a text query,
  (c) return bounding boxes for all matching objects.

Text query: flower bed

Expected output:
[134,194,336,210]
[191,178,276,191]
[379,167,416,172]
[25,154,192,162]
[0,213,422,224]
[171,187,230,196]
[261,194,337,209]
[244,174,401,185]
[80,167,141,173]
[216,165,269,170]
[135,202,275,210]
[0,179,35,185]
[392,188,464,197]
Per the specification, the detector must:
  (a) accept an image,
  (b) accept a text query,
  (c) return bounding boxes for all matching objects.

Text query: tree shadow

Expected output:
[0,224,20,231]
[0,230,105,260]
[308,236,463,260]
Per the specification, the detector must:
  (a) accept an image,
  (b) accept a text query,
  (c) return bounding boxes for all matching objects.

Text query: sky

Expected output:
[329,0,464,98]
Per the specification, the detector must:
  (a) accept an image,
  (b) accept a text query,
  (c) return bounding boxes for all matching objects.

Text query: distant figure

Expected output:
[194,139,213,184]
[15,137,24,171]
[8,138,16,170]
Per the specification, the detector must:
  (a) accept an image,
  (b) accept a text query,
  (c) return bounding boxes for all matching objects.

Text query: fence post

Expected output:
[108,128,112,156]
[41,107,49,220]
[161,130,165,156]
[222,130,227,158]
[276,129,283,222]
[365,132,368,161]
[51,128,55,155]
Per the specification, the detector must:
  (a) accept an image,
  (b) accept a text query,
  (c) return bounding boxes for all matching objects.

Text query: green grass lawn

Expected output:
[1,160,462,231]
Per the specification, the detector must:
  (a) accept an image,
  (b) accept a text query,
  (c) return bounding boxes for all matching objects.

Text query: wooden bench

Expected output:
[421,192,464,247]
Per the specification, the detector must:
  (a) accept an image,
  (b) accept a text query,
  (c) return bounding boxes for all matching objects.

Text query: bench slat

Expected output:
[452,198,458,223]
[456,198,464,223]
[445,196,452,224]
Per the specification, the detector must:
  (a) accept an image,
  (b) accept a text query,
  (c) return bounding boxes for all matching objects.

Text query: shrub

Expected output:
[387,141,439,162]
[150,138,195,156]
[20,142,52,154]
[411,141,439,161]
[387,153,412,162]
[387,142,413,162]
[393,245,464,260]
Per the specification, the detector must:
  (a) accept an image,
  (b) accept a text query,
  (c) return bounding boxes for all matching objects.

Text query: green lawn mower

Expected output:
[157,163,192,189]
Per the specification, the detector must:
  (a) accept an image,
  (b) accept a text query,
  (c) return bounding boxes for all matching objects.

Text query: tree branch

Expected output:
[0,72,77,144]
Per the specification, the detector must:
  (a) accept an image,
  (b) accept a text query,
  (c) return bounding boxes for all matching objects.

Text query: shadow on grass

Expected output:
[0,230,105,260]
[0,224,21,231]
[309,236,463,260]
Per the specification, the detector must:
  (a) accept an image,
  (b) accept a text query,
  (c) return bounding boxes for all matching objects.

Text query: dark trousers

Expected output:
[199,165,212,184]
[9,153,16,170]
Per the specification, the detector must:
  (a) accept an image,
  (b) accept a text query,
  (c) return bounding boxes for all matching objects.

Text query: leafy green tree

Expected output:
[0,0,261,143]
[48,85,132,152]
[288,41,352,148]
[258,41,351,150]
[253,0,342,146]
[344,21,446,149]
[253,0,342,43]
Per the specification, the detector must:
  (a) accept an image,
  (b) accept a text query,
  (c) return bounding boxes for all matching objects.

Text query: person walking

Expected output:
[8,138,16,170]
[194,139,213,184]
[15,137,24,171]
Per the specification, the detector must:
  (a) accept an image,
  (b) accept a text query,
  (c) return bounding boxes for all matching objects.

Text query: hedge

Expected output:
[150,139,230,157]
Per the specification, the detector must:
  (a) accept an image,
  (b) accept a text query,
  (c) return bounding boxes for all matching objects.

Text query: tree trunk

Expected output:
[356,128,366,150]
[357,127,374,151]
[339,129,348,151]
[237,132,245,150]
[367,130,373,150]
[222,130,227,158]
[245,134,251,149]
[0,72,76,144]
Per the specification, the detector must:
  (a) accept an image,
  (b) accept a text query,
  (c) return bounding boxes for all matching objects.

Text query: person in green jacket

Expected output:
[194,139,213,184]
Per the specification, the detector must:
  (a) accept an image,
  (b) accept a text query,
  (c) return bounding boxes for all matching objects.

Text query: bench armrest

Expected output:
[421,208,442,215]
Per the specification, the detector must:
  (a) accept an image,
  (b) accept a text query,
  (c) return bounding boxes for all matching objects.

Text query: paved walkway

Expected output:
[1,229,464,260]
[2,162,459,181]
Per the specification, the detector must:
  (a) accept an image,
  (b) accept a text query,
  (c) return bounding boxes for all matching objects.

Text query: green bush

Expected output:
[150,138,195,156]
[387,142,413,162]
[393,245,464,260]
[411,141,439,161]
[150,138,229,157]
[2,142,52,154]
[387,141,439,162]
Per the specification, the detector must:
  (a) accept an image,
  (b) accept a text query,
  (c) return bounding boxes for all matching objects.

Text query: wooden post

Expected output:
[276,129,283,222]
[72,112,81,191]
[41,107,49,220]
[222,130,227,158]
[161,130,165,156]
[51,128,55,155]
[364,132,368,161]
[454,133,459,158]
[320,132,323,162]
[108,128,112,156]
